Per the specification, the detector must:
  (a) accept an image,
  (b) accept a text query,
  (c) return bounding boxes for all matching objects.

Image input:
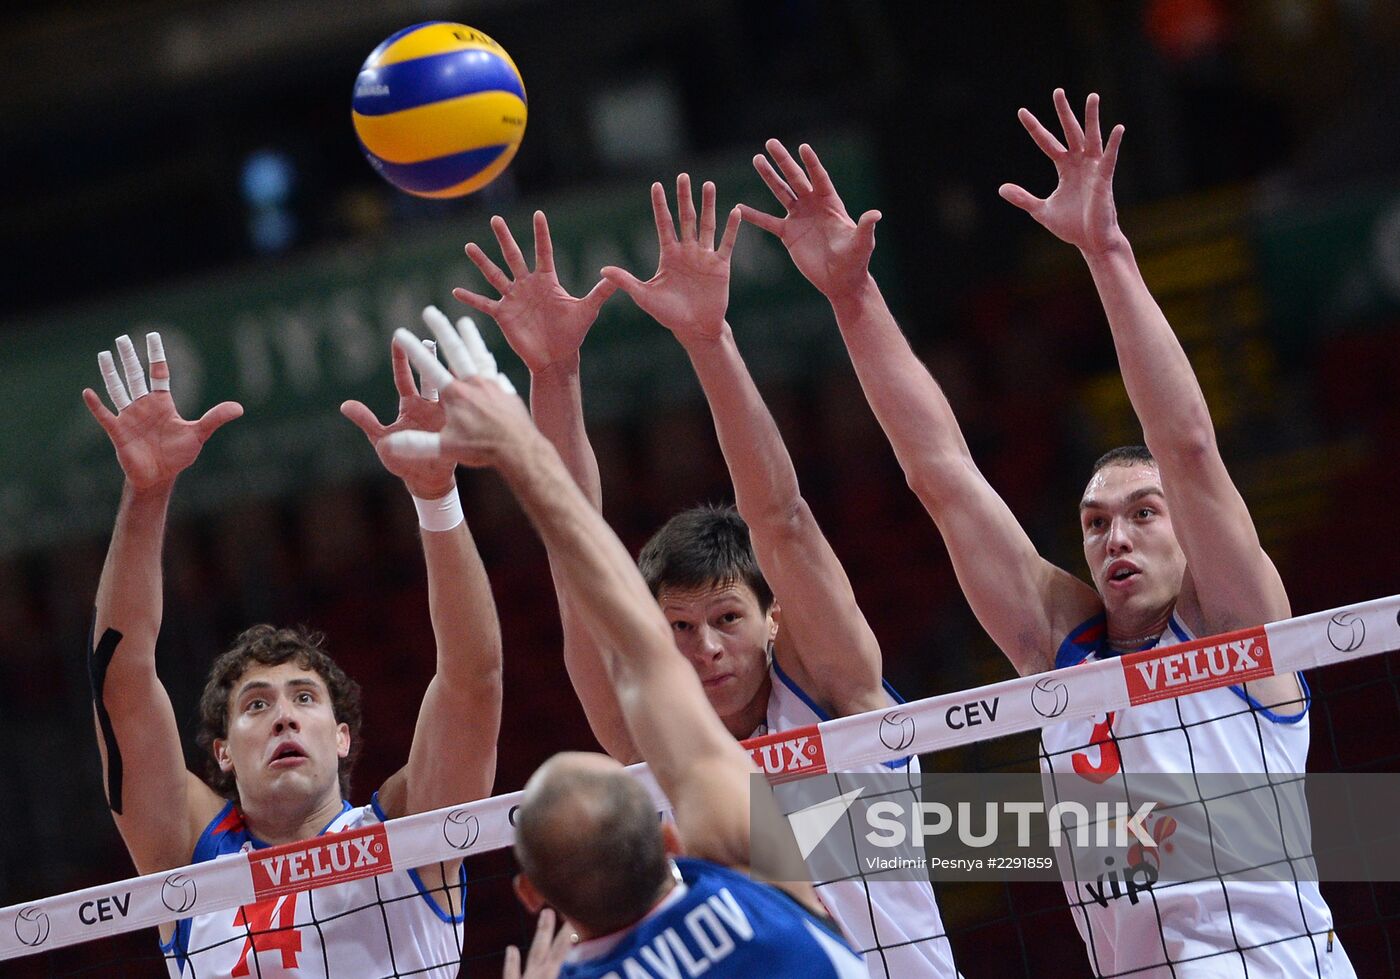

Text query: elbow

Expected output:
[1148,424,1217,468]
[738,497,810,540]
[904,453,976,511]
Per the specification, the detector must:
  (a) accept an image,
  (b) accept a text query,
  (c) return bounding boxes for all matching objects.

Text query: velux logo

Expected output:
[744,725,826,784]
[249,825,391,900]
[1122,628,1272,705]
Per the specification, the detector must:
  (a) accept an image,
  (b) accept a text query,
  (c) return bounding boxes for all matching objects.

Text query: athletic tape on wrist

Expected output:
[413,487,464,532]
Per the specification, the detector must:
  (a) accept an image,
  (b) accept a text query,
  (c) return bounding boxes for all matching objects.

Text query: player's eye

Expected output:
[295,691,314,704]
[247,699,266,712]
[670,620,691,632]
[1137,508,1154,519]
[719,611,741,625]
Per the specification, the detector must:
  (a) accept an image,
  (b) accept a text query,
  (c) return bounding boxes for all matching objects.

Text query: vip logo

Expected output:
[1326,612,1366,652]
[161,872,197,913]
[14,907,49,947]
[1031,677,1069,718]
[443,809,481,851]
[744,725,826,784]
[879,710,916,752]
[1122,629,1272,705]
[250,825,391,900]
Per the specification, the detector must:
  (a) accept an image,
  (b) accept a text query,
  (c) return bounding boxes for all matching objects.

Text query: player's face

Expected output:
[1080,463,1186,624]
[216,661,350,808]
[658,581,776,725]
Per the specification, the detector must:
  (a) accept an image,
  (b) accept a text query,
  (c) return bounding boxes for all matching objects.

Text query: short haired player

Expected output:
[737,93,1353,977]
[450,187,958,977]
[385,316,867,978]
[82,320,503,977]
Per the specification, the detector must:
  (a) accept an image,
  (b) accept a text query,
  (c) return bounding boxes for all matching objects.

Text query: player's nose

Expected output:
[1106,515,1133,552]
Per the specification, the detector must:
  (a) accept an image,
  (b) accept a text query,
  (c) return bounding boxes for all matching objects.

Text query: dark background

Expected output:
[2,1,1398,975]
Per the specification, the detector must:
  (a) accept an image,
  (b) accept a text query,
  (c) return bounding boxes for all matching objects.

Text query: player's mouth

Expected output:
[268,740,309,768]
[1105,560,1141,589]
[701,674,735,689]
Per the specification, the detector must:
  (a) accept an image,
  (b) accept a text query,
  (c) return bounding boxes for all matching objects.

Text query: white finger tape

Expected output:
[420,340,439,402]
[393,329,453,390]
[146,332,170,392]
[98,351,132,411]
[115,335,150,400]
[384,430,444,460]
[421,305,476,378]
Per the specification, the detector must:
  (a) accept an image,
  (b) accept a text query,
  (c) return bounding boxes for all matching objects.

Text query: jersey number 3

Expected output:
[1072,712,1121,783]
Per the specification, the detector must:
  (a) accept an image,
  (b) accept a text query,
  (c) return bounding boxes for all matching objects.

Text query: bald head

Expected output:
[514,753,671,935]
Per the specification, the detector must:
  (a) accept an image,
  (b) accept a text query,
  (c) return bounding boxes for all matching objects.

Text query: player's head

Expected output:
[513,752,678,937]
[197,625,362,806]
[1080,446,1186,622]
[638,505,779,720]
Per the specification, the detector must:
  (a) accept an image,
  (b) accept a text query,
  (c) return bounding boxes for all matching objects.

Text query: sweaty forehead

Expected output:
[1081,463,1164,508]
[233,661,325,697]
[657,579,757,610]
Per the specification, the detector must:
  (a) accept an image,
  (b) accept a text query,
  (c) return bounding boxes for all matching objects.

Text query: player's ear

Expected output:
[214,739,233,773]
[766,600,781,645]
[661,819,684,857]
[336,723,351,760]
[512,873,545,914]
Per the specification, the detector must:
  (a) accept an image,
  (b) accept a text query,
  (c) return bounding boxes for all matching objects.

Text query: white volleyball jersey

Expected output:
[753,659,961,979]
[1039,614,1354,978]
[163,795,465,978]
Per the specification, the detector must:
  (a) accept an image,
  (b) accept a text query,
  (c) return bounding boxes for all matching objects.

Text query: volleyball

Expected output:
[352,23,526,199]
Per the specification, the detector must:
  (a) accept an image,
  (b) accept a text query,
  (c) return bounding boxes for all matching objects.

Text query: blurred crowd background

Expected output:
[2,1,1397,975]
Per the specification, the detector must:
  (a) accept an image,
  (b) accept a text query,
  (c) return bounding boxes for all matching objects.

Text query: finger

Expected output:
[599,265,645,299]
[383,430,444,460]
[146,333,170,392]
[765,138,814,197]
[547,919,574,966]
[752,153,796,208]
[736,203,785,236]
[97,350,133,411]
[418,340,440,402]
[82,388,119,435]
[339,399,386,439]
[676,173,697,242]
[395,328,454,389]
[465,242,513,295]
[1053,87,1084,152]
[998,182,1044,215]
[580,277,617,317]
[797,143,836,196]
[195,401,244,443]
[421,306,478,378]
[650,182,677,245]
[716,206,742,261]
[502,946,521,979]
[451,286,501,318]
[1084,92,1103,155]
[115,335,150,400]
[855,209,881,251]
[527,910,556,968]
[491,215,530,278]
[1101,124,1125,184]
[456,316,500,377]
[699,180,717,250]
[390,338,419,398]
[1017,107,1068,159]
[532,210,555,275]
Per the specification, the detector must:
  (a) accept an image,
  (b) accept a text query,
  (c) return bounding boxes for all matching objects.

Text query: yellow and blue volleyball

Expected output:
[352,23,526,199]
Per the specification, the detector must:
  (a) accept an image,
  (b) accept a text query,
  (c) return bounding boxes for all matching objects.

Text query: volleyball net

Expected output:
[5,593,1398,977]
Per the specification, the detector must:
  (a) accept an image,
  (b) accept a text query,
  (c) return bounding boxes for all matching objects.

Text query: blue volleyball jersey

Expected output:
[562,858,866,979]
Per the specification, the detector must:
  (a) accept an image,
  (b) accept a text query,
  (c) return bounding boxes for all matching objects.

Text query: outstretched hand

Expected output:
[341,308,463,500]
[739,140,880,304]
[998,88,1126,256]
[454,212,615,374]
[502,909,573,979]
[82,332,243,491]
[601,174,741,343]
[381,308,534,471]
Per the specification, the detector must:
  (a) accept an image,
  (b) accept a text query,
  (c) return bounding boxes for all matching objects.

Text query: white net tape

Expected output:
[3,593,1396,961]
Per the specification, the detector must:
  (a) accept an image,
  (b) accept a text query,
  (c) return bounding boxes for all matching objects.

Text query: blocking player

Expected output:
[451,195,958,977]
[737,94,1353,976]
[385,318,867,978]
[82,321,503,977]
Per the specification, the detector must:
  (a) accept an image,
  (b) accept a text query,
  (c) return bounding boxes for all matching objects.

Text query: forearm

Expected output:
[681,325,802,527]
[828,275,978,504]
[420,517,502,692]
[94,482,172,680]
[1081,238,1215,458]
[528,356,602,508]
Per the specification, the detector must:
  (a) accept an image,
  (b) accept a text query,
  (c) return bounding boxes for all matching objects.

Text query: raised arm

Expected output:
[452,213,642,761]
[1001,91,1296,703]
[341,315,503,816]
[82,334,242,873]
[384,329,764,875]
[602,175,885,715]
[741,141,1099,674]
